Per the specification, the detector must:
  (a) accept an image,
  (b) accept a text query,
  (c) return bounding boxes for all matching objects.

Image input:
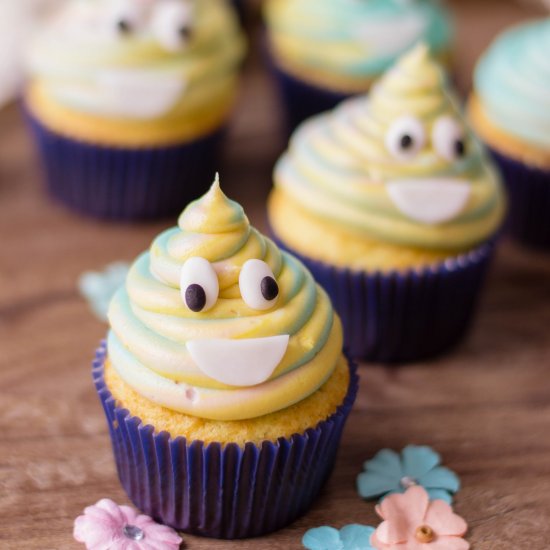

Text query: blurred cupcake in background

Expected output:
[269,45,506,362]
[25,0,245,220]
[469,18,550,250]
[93,178,357,538]
[232,0,246,23]
[264,0,453,132]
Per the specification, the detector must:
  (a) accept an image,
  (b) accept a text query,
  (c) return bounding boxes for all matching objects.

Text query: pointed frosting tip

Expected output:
[394,42,436,74]
[203,172,225,202]
[372,40,447,102]
[212,172,221,191]
[407,41,430,62]
[178,173,248,234]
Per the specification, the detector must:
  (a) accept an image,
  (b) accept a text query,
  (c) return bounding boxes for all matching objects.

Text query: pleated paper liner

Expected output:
[263,39,351,136]
[93,342,358,539]
[488,146,550,251]
[26,107,224,221]
[272,236,496,363]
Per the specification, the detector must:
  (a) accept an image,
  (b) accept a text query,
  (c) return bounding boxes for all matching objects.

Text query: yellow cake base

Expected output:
[468,94,550,170]
[268,189,455,272]
[25,81,234,148]
[104,355,350,446]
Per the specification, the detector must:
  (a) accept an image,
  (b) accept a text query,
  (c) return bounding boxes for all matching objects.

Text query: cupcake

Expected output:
[468,18,550,250]
[93,178,357,538]
[25,0,245,220]
[264,0,453,132]
[268,45,506,362]
[232,0,246,23]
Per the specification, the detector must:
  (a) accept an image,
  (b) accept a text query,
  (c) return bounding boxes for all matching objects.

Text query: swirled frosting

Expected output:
[27,0,245,124]
[270,45,505,264]
[473,18,550,150]
[264,0,452,90]
[107,179,343,421]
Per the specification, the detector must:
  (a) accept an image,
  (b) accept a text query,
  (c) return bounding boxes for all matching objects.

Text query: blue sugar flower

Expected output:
[303,524,375,550]
[78,262,130,322]
[357,445,460,504]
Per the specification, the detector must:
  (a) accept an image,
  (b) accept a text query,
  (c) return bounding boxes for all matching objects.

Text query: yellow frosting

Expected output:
[107,178,344,421]
[269,45,505,271]
[269,190,452,270]
[26,0,245,146]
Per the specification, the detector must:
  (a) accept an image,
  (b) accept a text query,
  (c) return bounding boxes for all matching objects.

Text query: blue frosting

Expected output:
[474,18,550,148]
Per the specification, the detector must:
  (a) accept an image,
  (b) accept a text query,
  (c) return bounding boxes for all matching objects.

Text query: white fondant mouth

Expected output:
[355,14,426,57]
[386,178,471,225]
[186,335,290,387]
[96,69,186,119]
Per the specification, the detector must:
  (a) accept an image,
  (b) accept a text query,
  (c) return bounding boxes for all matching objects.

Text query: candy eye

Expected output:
[107,0,148,36]
[152,0,195,52]
[385,116,426,161]
[180,257,219,313]
[432,116,468,162]
[239,260,279,311]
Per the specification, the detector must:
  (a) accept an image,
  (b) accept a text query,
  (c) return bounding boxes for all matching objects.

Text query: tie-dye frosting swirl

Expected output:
[472,18,550,150]
[27,0,244,131]
[264,0,452,90]
[271,45,504,259]
[107,180,342,421]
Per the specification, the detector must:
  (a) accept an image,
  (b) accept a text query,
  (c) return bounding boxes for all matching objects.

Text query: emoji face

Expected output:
[64,0,196,51]
[108,0,196,51]
[37,0,197,118]
[180,257,289,387]
[383,113,474,224]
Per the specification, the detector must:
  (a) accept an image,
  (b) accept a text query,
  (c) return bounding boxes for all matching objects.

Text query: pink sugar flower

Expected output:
[371,486,469,550]
[74,498,182,550]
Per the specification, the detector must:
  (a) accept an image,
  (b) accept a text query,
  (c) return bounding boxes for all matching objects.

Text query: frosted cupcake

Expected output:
[469,18,550,250]
[93,178,357,538]
[269,45,505,362]
[264,0,452,131]
[25,0,245,220]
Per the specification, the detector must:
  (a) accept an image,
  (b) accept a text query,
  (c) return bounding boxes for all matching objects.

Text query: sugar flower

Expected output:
[74,498,182,550]
[371,486,469,550]
[78,262,129,321]
[357,445,460,504]
[303,524,376,550]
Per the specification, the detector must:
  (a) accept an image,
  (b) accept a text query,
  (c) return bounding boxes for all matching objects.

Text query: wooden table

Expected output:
[1,1,549,548]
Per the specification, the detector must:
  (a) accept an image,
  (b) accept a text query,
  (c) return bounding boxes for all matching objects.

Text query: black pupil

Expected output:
[260,276,279,302]
[185,284,206,312]
[179,25,192,40]
[117,19,131,33]
[455,139,466,157]
[400,134,413,149]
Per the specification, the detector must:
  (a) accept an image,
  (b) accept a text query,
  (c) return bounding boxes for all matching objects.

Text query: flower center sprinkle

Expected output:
[400,476,418,489]
[415,525,435,543]
[123,524,144,541]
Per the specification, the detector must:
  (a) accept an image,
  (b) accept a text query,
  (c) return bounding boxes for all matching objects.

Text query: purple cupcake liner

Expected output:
[25,107,224,221]
[271,64,350,133]
[488,147,550,251]
[265,49,352,135]
[92,342,358,539]
[272,236,496,363]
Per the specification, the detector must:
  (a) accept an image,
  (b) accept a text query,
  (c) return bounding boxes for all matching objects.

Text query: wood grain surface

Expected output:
[1,1,549,548]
